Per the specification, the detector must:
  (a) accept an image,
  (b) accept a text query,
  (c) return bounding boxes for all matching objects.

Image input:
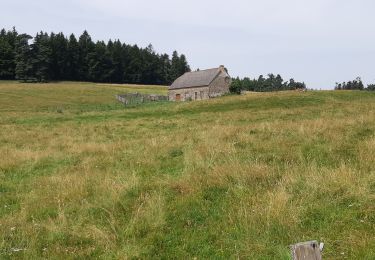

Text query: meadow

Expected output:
[0,81,375,259]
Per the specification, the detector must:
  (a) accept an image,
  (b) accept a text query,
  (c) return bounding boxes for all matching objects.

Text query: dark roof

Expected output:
[169,67,224,90]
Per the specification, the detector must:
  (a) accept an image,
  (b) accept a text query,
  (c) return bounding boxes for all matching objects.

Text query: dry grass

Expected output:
[0,81,375,258]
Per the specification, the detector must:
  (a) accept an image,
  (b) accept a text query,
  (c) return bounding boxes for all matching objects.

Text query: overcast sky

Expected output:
[2,0,375,89]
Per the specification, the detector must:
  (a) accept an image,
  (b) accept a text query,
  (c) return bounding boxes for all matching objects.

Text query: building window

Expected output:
[175,94,181,101]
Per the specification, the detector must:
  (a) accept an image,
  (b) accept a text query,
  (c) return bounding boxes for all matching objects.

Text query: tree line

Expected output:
[0,27,190,84]
[230,74,306,94]
[335,77,375,91]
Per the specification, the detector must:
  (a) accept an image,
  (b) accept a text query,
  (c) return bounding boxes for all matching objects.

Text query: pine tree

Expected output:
[0,28,18,79]
[15,33,33,81]
[159,53,171,84]
[3,28,191,85]
[50,32,68,80]
[108,39,124,83]
[78,30,94,81]
[141,44,160,84]
[30,32,52,82]
[170,51,180,81]
[178,54,190,74]
[88,41,112,82]
[125,45,142,84]
[66,34,79,80]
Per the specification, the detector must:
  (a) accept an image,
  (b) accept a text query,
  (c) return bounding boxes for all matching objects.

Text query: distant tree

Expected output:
[335,77,364,90]
[170,51,180,82]
[125,44,142,83]
[141,44,161,84]
[15,33,33,81]
[367,84,375,91]
[356,77,364,90]
[230,77,242,94]
[0,27,18,79]
[288,78,306,90]
[88,41,113,82]
[159,53,171,84]
[2,27,191,84]
[66,34,79,80]
[107,39,124,83]
[30,32,52,82]
[257,75,265,92]
[49,32,68,80]
[170,51,190,82]
[231,74,306,93]
[78,30,94,81]
[178,54,190,74]
[241,77,252,91]
[275,74,283,90]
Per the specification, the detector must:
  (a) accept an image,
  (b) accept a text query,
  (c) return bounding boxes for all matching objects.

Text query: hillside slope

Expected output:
[1,82,375,258]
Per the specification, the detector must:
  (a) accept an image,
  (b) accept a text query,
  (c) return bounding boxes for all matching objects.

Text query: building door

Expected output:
[195,92,198,100]
[175,94,181,101]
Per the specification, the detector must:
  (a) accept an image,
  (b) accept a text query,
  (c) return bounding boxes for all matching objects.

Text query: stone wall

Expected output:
[116,93,169,105]
[208,70,231,98]
[168,86,209,101]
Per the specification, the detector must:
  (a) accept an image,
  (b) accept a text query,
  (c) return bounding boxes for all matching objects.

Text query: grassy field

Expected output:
[1,81,375,259]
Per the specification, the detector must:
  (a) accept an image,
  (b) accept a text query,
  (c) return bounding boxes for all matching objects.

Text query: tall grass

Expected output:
[0,82,374,258]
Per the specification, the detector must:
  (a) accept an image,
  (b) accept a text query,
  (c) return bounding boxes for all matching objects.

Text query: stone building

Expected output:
[169,65,231,101]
